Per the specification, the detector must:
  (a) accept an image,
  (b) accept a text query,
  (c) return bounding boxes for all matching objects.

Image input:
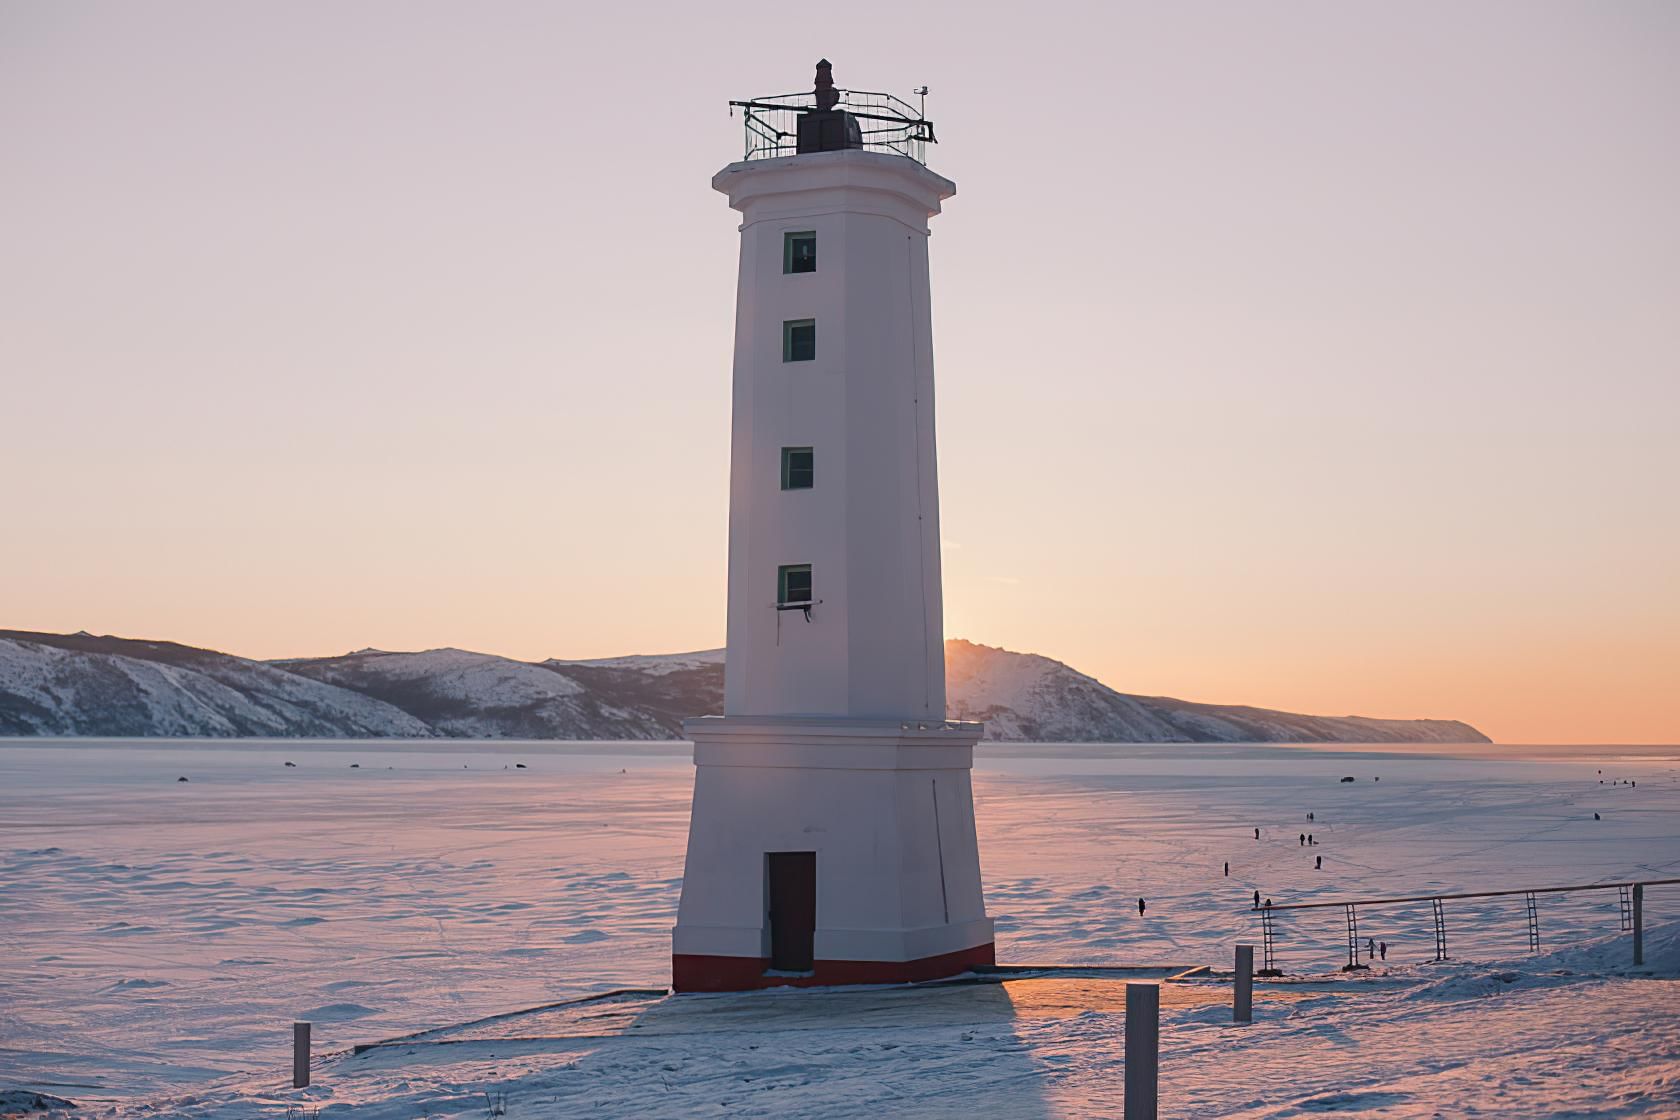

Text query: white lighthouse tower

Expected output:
[672,62,992,992]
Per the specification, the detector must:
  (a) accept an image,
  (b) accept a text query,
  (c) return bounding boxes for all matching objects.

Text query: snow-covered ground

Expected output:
[1,739,1675,1117]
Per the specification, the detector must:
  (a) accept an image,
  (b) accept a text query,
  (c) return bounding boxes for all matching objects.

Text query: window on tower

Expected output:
[781,447,814,490]
[784,231,816,274]
[778,564,813,605]
[783,319,816,362]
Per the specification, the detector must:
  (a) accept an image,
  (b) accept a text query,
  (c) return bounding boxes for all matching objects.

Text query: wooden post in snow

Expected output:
[1234,944,1254,1023]
[292,1021,311,1088]
[1633,883,1644,966]
[1125,982,1159,1119]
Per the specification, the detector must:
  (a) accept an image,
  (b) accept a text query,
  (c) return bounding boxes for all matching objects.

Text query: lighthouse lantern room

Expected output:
[673,61,992,992]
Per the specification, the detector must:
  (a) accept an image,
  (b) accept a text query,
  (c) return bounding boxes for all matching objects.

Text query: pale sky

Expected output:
[3,2,1676,743]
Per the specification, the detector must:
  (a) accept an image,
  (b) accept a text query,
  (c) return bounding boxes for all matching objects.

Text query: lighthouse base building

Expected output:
[673,717,991,991]
[673,64,992,992]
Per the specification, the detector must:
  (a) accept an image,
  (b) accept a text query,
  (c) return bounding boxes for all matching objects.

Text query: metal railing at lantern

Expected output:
[729,88,936,164]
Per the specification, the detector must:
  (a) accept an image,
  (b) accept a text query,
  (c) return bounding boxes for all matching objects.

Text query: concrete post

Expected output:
[1234,944,1254,1023]
[1124,982,1159,1119]
[292,1021,311,1088]
[1632,883,1644,966]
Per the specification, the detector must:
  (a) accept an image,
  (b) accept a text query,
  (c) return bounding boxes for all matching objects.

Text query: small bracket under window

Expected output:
[772,599,822,643]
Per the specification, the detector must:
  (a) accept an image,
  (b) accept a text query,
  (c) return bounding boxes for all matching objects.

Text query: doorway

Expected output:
[766,851,816,972]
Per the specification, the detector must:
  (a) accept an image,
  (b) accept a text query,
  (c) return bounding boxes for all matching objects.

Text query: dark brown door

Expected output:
[766,851,816,971]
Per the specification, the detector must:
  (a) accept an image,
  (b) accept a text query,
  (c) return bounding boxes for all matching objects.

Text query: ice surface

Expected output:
[0,738,1675,1117]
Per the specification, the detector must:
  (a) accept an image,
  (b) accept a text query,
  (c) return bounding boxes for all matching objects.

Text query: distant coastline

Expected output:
[0,629,1489,745]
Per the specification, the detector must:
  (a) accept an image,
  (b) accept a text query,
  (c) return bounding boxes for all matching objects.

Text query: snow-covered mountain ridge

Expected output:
[0,630,1488,743]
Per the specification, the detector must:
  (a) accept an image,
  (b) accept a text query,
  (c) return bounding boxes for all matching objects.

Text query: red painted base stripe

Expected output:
[672,942,996,993]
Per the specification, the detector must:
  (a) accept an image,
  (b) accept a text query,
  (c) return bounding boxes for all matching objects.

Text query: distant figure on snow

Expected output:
[1255,828,1261,840]
[1309,812,1315,821]
[1594,812,1601,820]
[1138,898,1146,916]
[1379,941,1388,960]
[1224,861,1230,876]
[1308,834,1315,845]
[1300,833,1306,846]
[1315,855,1322,870]
[1253,890,1261,908]
[1265,897,1273,909]
[1366,938,1376,960]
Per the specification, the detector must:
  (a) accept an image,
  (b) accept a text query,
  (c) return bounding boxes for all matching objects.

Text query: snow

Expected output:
[0,739,1674,1117]
[0,638,430,738]
[555,649,727,676]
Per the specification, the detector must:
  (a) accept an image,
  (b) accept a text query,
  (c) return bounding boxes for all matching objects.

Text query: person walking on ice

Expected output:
[1224,861,1230,876]
[1253,889,1260,908]
[1380,941,1388,961]
[1315,855,1322,870]
[1299,833,1306,846]
[1137,898,1147,916]
[1366,938,1376,960]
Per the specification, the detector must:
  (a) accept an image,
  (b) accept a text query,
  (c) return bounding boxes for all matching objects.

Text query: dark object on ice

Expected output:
[1137,898,1146,916]
[1309,812,1314,821]
[1253,890,1260,908]
[1299,833,1305,846]
[1316,855,1322,869]
[1265,897,1272,908]
[516,763,527,769]
[1340,776,1355,782]
[1254,828,1260,839]
[284,761,296,767]
[0,1090,78,1113]
[1380,941,1387,960]
[1308,834,1315,845]
[1224,861,1229,876]
[1374,776,1380,781]
[1366,938,1376,959]
[350,763,360,768]
[176,776,188,782]
[1594,812,1601,820]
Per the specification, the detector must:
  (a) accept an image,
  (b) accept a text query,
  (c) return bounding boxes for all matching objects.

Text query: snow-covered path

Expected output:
[1,739,1675,1116]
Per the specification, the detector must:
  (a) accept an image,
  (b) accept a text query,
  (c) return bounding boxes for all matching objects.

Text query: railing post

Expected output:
[1234,944,1254,1023]
[1125,982,1159,1119]
[292,1020,311,1088]
[1633,883,1644,966]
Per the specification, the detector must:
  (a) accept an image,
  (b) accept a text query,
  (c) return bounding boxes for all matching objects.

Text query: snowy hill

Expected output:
[0,630,1487,742]
[0,632,428,737]
[945,639,1487,743]
[274,648,721,739]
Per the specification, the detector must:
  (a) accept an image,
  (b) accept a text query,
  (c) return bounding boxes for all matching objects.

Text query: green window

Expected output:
[781,447,814,490]
[784,231,816,274]
[778,564,813,605]
[783,319,815,362]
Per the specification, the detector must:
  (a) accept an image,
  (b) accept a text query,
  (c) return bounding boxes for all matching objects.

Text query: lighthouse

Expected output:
[672,62,993,992]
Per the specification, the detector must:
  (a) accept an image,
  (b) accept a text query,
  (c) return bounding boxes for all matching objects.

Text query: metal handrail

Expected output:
[729,88,935,164]
[1257,877,1680,912]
